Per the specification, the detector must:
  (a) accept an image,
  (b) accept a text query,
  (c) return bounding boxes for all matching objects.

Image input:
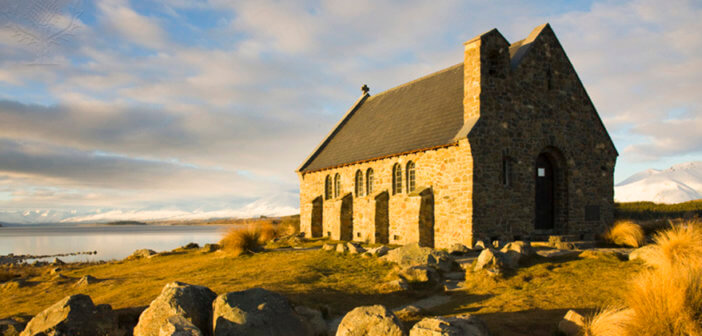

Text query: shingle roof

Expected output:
[299,63,465,173]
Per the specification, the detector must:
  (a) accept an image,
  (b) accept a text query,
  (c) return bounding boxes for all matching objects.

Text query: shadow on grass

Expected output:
[479,307,596,336]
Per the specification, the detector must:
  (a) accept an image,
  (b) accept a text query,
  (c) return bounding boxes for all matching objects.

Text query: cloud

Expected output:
[97,0,169,49]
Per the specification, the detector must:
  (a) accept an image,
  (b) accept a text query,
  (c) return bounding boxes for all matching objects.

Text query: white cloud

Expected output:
[97,0,169,49]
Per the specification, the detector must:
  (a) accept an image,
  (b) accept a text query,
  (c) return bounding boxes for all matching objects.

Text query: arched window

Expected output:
[392,163,402,195]
[366,168,374,195]
[406,161,416,193]
[334,173,341,198]
[324,175,332,200]
[354,170,363,197]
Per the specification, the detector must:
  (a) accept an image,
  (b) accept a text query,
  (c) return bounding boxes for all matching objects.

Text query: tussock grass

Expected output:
[219,225,269,256]
[586,221,702,336]
[603,220,645,247]
[583,307,633,336]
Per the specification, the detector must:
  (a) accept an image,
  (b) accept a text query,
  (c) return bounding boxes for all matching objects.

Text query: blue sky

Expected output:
[0,0,700,223]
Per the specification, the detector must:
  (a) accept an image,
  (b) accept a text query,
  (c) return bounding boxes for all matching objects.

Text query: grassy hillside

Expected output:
[615,200,702,220]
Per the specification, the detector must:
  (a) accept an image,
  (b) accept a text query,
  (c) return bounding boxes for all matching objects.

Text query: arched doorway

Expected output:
[374,191,389,244]
[340,193,353,241]
[535,153,555,230]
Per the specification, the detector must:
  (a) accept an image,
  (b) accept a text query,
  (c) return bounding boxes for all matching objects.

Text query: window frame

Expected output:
[392,163,402,195]
[366,168,374,195]
[334,173,341,198]
[354,170,363,197]
[406,161,416,193]
[324,175,332,200]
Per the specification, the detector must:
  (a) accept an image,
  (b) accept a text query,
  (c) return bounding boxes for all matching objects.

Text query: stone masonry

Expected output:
[297,23,617,248]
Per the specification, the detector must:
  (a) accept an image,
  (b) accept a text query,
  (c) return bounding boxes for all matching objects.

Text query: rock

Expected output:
[444,272,465,281]
[19,294,117,336]
[381,243,455,273]
[212,287,311,336]
[181,243,199,249]
[133,281,216,336]
[500,241,535,257]
[447,244,469,255]
[159,316,202,336]
[367,246,390,257]
[398,266,442,292]
[409,314,489,336]
[555,242,576,250]
[322,243,336,251]
[52,258,65,265]
[536,249,580,258]
[383,278,409,291]
[128,249,157,260]
[473,241,486,250]
[501,250,522,269]
[335,305,404,336]
[295,306,327,336]
[629,245,657,264]
[558,310,585,336]
[0,319,24,336]
[346,243,365,254]
[49,267,62,275]
[336,244,349,254]
[75,275,99,287]
[491,240,505,249]
[200,244,220,253]
[473,248,505,272]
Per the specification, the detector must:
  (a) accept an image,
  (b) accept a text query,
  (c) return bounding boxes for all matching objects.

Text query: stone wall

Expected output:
[465,25,617,241]
[298,140,475,248]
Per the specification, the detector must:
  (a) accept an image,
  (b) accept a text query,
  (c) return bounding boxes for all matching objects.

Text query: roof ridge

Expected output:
[366,63,463,101]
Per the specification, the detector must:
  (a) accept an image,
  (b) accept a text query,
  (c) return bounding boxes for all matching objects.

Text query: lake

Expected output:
[0,225,231,263]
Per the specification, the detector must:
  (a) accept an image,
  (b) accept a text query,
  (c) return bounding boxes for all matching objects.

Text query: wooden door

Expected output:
[535,153,555,230]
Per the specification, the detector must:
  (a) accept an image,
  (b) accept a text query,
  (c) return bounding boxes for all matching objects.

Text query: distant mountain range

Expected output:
[615,161,702,204]
[0,193,299,225]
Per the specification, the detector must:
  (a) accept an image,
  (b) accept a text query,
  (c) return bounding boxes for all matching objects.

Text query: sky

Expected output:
[0,0,700,223]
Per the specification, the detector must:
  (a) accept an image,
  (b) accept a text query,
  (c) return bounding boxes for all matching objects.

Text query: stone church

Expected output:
[296,23,618,248]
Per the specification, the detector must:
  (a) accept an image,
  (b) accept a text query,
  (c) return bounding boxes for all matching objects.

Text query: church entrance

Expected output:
[340,193,353,241]
[310,196,323,238]
[535,153,555,230]
[418,188,435,248]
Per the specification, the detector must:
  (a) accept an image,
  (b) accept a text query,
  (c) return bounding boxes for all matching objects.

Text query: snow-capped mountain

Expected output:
[615,162,702,203]
[0,193,300,225]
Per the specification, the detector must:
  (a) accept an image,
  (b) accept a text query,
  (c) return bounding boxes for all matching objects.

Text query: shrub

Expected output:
[258,222,276,244]
[219,225,266,257]
[583,307,633,336]
[603,220,645,247]
[586,221,702,335]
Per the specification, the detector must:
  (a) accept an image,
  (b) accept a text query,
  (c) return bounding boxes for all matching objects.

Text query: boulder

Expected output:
[19,294,117,336]
[294,306,327,336]
[212,288,312,336]
[381,243,455,272]
[366,246,390,257]
[128,249,157,260]
[557,310,585,336]
[473,248,506,272]
[322,243,336,252]
[335,305,404,336]
[52,258,65,265]
[0,319,25,336]
[500,241,535,257]
[74,275,99,288]
[336,244,349,254]
[346,243,365,254]
[409,314,489,336]
[473,241,486,250]
[159,316,202,336]
[628,245,657,265]
[133,281,216,336]
[491,240,505,249]
[447,244,469,255]
[200,244,220,253]
[398,266,442,292]
[382,278,409,292]
[181,243,200,250]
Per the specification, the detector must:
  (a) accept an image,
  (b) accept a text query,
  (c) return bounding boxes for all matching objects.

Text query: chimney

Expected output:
[462,28,510,122]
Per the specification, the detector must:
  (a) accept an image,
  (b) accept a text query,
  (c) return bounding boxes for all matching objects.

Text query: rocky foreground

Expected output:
[1,239,645,336]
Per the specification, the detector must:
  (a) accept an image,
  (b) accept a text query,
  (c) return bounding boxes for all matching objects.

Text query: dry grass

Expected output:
[0,270,17,282]
[587,220,702,336]
[219,225,268,256]
[603,220,645,247]
[583,307,633,336]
